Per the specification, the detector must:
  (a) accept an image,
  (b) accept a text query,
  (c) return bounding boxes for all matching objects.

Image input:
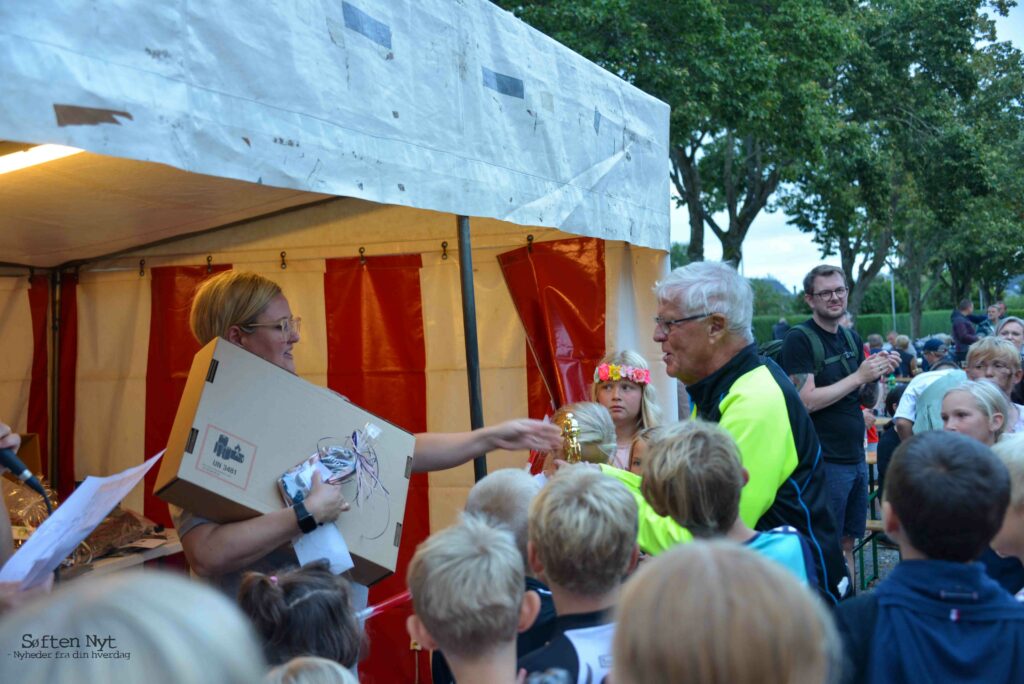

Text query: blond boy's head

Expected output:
[641,420,744,538]
[613,542,838,684]
[406,515,527,659]
[465,468,542,562]
[528,465,638,597]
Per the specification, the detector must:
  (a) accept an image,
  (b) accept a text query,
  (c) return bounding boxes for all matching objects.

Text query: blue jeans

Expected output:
[824,460,868,540]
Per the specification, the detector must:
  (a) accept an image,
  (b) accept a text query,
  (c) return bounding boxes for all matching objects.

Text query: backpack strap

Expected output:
[794,323,857,377]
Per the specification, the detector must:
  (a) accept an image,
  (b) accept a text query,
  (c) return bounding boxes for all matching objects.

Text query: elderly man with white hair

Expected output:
[602,261,849,603]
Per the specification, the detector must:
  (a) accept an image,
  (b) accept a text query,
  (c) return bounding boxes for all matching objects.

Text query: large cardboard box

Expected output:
[154,338,414,585]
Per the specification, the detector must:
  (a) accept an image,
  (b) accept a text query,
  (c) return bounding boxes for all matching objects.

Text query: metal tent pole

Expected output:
[456,216,487,482]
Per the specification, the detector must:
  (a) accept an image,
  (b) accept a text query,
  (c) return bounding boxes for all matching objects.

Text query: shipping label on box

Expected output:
[196,427,258,489]
[154,338,415,585]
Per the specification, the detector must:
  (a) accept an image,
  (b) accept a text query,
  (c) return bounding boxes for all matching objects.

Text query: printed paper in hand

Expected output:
[0,452,164,589]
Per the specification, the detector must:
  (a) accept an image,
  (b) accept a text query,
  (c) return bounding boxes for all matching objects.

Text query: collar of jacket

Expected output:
[686,343,761,421]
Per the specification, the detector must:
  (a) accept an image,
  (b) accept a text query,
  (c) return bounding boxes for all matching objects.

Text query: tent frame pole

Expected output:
[456,215,487,482]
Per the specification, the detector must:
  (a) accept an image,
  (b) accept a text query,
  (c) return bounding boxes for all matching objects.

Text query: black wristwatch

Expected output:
[293,500,318,534]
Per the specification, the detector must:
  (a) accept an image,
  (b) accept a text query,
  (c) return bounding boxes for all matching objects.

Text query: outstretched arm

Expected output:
[411,419,561,473]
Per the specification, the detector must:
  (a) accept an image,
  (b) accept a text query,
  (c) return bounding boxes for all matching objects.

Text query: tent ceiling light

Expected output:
[0,144,84,175]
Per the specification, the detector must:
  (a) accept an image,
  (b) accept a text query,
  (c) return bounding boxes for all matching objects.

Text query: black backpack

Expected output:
[760,323,858,377]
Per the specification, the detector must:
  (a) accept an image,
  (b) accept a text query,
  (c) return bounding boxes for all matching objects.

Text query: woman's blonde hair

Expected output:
[590,349,662,430]
[190,270,282,345]
[265,657,358,684]
[640,421,743,538]
[0,570,267,684]
[967,337,1022,374]
[944,380,1011,441]
[552,401,617,463]
[613,542,839,684]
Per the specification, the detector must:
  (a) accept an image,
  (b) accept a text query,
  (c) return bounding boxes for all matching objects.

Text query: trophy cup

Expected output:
[561,411,582,463]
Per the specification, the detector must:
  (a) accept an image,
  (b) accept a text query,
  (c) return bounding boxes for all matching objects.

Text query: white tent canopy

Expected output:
[0,0,669,266]
[0,0,674,539]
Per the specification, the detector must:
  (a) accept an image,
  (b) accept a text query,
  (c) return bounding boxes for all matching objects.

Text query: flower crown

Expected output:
[594,363,651,385]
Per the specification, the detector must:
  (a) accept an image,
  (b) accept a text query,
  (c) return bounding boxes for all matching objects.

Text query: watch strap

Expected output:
[293,500,317,534]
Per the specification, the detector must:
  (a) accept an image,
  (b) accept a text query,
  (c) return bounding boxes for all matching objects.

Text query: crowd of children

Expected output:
[7,343,1024,683]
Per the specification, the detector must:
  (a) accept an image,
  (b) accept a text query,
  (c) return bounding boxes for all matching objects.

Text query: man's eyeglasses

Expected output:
[241,316,301,338]
[812,287,848,301]
[654,313,711,335]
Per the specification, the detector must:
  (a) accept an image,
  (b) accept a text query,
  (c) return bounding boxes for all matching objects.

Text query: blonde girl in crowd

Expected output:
[941,380,1011,447]
[591,350,662,470]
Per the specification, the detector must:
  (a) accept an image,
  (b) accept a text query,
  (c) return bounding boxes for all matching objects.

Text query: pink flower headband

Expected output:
[595,363,651,385]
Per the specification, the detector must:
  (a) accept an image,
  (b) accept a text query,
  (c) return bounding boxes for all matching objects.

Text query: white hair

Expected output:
[655,262,754,343]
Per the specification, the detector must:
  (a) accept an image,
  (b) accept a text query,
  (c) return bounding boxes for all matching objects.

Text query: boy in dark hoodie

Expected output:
[835,431,1024,684]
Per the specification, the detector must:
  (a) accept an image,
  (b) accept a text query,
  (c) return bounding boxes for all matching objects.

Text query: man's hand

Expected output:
[857,352,898,383]
[863,408,876,430]
[303,470,349,524]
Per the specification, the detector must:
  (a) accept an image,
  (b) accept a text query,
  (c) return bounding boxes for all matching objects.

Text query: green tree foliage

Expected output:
[496,0,855,266]
[750,278,799,317]
[782,0,1023,333]
[858,277,910,315]
[500,0,1024,309]
[669,242,690,270]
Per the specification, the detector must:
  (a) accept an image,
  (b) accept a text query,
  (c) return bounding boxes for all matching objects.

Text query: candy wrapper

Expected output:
[278,425,389,510]
[278,448,358,505]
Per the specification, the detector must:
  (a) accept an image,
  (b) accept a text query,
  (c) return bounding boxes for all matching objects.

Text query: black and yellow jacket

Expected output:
[603,344,849,604]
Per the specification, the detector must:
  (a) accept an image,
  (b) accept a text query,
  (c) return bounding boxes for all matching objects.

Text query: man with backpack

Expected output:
[781,265,899,585]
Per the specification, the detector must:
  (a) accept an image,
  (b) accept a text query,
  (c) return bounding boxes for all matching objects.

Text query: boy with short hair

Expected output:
[641,420,816,584]
[431,469,556,684]
[835,431,1024,684]
[406,514,539,684]
[519,466,639,682]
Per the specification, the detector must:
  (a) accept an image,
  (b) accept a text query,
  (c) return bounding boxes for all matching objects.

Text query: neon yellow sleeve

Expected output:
[717,367,800,527]
[599,465,692,554]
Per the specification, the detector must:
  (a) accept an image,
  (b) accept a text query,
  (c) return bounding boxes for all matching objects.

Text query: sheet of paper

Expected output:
[0,451,164,589]
[293,524,354,575]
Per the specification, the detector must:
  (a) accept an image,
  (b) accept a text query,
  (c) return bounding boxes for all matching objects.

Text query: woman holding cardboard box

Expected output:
[174,270,561,591]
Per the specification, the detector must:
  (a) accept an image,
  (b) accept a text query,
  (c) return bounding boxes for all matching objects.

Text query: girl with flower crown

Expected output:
[590,350,662,470]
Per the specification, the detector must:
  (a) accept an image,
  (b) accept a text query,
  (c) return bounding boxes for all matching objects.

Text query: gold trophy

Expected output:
[561,411,582,463]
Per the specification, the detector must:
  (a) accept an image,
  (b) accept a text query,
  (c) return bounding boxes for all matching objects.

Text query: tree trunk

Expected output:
[721,234,743,267]
[906,276,924,340]
[671,145,705,264]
